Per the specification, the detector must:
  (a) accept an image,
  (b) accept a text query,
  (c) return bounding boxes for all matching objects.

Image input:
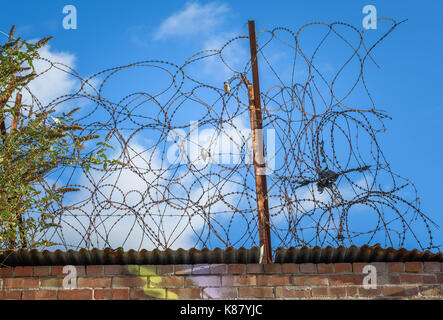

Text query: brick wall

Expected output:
[1,262,442,300]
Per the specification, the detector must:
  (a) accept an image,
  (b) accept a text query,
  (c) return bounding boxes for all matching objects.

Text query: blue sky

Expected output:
[1,0,442,252]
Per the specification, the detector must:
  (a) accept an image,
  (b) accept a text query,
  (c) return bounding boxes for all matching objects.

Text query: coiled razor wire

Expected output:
[5,19,439,252]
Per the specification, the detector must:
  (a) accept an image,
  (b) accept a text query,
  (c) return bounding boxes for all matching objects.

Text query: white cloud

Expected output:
[51,140,202,250]
[21,44,77,109]
[151,2,246,85]
[49,128,253,250]
[154,2,229,40]
[195,32,249,82]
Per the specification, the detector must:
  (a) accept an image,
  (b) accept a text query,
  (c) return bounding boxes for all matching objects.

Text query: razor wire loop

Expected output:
[1,19,438,252]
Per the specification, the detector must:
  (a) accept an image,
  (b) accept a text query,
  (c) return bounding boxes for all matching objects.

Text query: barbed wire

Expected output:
[7,18,439,252]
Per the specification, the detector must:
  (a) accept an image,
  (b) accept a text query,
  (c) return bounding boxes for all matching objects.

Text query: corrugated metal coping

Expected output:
[0,245,442,266]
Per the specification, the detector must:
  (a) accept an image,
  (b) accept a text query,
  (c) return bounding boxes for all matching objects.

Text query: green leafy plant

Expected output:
[0,26,118,250]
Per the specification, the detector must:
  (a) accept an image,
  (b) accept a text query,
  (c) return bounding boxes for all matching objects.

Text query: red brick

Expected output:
[317,264,334,274]
[371,262,387,273]
[58,289,93,300]
[423,262,441,273]
[405,262,422,273]
[41,278,64,288]
[0,267,14,277]
[121,265,139,275]
[167,288,202,299]
[78,277,112,288]
[383,285,419,297]
[388,262,404,273]
[112,276,147,288]
[94,288,129,300]
[222,275,256,286]
[329,274,364,286]
[22,290,57,300]
[437,274,443,284]
[4,278,39,289]
[423,275,437,284]
[0,290,22,300]
[419,285,443,296]
[263,264,281,274]
[149,276,184,288]
[139,265,157,276]
[239,287,274,298]
[334,263,351,273]
[281,263,298,274]
[354,287,383,297]
[210,264,227,274]
[156,265,174,275]
[14,266,32,277]
[51,265,65,276]
[377,295,406,301]
[246,264,263,274]
[104,265,122,275]
[227,264,245,274]
[257,275,291,286]
[347,286,358,297]
[312,287,346,297]
[354,263,386,273]
[293,275,328,286]
[299,263,316,273]
[33,266,50,277]
[351,263,365,273]
[202,287,238,299]
[185,276,221,287]
[388,274,401,285]
[130,287,166,300]
[191,264,211,275]
[276,287,311,298]
[174,265,192,275]
[86,265,103,275]
[52,265,85,276]
[377,274,389,285]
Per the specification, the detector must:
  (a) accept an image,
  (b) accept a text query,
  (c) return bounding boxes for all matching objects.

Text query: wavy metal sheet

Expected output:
[274,245,443,263]
[0,245,441,266]
[0,247,259,266]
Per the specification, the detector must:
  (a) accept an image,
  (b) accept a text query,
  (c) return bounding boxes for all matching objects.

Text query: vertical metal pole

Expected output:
[247,20,272,264]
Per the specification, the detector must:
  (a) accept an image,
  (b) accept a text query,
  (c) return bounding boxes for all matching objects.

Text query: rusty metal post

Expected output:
[246,20,272,263]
